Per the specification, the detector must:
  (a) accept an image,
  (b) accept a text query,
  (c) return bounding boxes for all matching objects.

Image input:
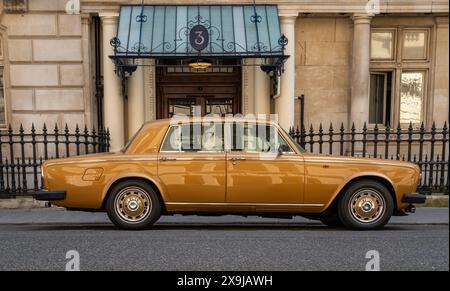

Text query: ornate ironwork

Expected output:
[289,117,449,195]
[278,34,288,47]
[250,14,262,23]
[110,5,290,91]
[136,14,147,23]
[0,124,110,197]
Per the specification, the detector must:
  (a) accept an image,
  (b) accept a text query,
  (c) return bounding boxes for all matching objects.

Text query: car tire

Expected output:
[106,180,161,230]
[337,180,394,230]
[321,218,343,227]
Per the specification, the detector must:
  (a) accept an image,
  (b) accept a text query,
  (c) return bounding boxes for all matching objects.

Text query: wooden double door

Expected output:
[156,62,242,119]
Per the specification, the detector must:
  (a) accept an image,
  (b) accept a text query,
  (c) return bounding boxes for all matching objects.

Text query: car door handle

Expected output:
[230,157,246,161]
[160,157,177,161]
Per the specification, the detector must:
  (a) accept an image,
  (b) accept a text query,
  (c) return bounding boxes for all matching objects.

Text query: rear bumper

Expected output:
[33,190,66,201]
[402,193,427,204]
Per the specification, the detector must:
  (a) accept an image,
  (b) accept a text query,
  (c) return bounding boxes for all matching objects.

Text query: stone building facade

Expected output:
[0,0,448,152]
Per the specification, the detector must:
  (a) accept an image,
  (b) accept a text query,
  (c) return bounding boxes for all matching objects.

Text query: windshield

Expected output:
[282,128,305,153]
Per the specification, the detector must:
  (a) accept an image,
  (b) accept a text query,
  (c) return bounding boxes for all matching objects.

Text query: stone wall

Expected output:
[1,0,91,131]
[0,0,448,135]
[295,16,352,129]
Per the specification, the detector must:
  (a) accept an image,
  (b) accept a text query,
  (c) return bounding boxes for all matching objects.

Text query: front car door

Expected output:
[225,122,305,207]
[158,122,226,203]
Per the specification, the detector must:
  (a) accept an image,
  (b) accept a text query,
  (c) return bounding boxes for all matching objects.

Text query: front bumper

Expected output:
[402,193,427,204]
[33,190,66,201]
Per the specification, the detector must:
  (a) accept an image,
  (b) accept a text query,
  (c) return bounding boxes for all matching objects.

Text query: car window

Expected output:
[161,123,224,152]
[161,126,181,152]
[231,123,294,153]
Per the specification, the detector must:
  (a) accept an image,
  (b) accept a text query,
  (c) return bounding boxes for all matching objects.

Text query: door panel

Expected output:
[158,152,226,203]
[158,122,226,203]
[225,123,305,204]
[226,153,305,204]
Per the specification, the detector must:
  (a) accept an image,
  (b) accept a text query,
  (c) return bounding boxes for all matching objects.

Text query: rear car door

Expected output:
[157,122,226,203]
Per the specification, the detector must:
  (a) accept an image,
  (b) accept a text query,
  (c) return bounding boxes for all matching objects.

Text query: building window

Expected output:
[400,72,425,124]
[166,66,234,74]
[370,27,431,127]
[402,30,428,60]
[370,30,395,60]
[3,0,28,13]
[369,72,392,125]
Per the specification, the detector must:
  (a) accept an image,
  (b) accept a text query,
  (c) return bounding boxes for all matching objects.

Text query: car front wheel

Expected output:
[337,180,394,230]
[106,180,161,230]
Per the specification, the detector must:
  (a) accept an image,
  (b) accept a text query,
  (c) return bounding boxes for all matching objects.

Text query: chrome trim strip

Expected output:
[46,157,158,166]
[166,202,324,207]
[303,159,415,167]
[159,157,224,161]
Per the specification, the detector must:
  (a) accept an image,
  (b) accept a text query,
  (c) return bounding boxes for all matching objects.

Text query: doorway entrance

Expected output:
[156,60,242,119]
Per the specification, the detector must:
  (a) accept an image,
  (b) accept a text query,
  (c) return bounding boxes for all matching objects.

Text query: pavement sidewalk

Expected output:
[0,207,447,225]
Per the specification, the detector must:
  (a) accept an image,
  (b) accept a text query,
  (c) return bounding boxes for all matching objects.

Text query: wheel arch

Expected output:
[101,175,168,213]
[325,174,398,213]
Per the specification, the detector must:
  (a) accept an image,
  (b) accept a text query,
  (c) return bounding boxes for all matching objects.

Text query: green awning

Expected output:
[112,4,286,58]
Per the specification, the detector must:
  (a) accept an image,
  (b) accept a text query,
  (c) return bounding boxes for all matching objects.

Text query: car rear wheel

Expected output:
[106,180,161,230]
[337,180,394,230]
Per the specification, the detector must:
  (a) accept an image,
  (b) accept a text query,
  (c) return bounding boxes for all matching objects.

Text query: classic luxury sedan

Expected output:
[34,117,426,230]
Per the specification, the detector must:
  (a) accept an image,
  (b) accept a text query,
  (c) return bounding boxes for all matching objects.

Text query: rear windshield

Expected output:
[122,125,144,152]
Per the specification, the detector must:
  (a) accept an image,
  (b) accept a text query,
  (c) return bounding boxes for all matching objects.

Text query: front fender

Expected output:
[322,171,396,211]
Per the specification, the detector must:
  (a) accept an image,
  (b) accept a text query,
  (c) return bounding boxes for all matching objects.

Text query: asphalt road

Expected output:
[0,208,448,271]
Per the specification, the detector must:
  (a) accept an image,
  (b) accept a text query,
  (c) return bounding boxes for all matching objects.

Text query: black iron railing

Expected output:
[0,124,110,197]
[289,121,449,194]
[1,121,447,197]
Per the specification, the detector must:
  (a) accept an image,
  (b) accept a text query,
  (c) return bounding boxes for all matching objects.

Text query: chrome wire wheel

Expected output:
[114,187,152,224]
[348,188,386,224]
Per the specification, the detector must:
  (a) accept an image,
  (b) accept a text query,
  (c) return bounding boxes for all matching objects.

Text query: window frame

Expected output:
[398,70,428,127]
[369,25,433,128]
[160,122,226,153]
[228,122,295,154]
[369,71,391,126]
[400,28,431,62]
[159,122,296,155]
[370,28,397,62]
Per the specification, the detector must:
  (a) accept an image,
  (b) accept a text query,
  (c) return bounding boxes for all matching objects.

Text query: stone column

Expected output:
[127,61,145,139]
[81,14,93,130]
[432,17,449,126]
[100,13,124,151]
[277,15,297,131]
[254,66,271,117]
[350,13,372,129]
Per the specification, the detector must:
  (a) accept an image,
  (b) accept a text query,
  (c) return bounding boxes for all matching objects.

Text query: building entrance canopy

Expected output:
[111,4,289,77]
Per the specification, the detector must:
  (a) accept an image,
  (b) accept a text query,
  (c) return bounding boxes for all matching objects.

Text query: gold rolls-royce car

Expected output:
[34,117,426,230]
